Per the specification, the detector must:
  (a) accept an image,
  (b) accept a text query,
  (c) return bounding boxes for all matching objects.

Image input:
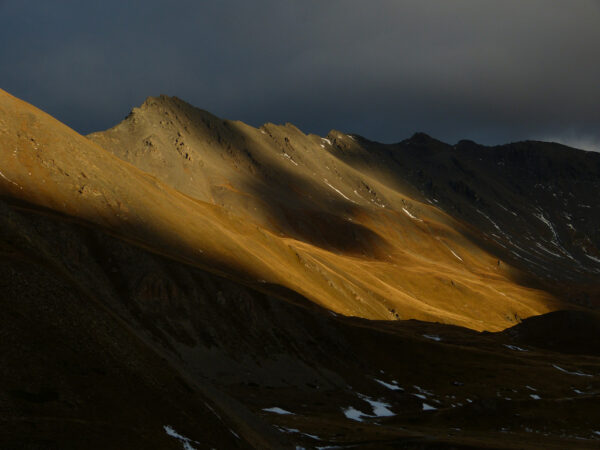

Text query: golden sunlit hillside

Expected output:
[0,90,572,331]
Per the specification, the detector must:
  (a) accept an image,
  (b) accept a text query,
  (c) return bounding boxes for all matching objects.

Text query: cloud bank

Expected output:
[1,0,599,149]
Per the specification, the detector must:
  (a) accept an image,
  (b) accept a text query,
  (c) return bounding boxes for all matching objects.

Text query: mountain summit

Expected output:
[88,94,600,329]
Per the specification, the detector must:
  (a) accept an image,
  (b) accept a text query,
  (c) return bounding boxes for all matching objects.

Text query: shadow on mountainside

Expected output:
[234,159,391,259]
[324,132,600,307]
[2,196,600,449]
[90,95,393,259]
[83,94,596,317]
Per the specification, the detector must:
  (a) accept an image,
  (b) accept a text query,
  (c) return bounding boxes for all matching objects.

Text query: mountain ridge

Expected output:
[2,88,600,448]
[88,93,599,322]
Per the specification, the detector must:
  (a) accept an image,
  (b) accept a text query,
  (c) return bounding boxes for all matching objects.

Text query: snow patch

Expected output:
[422,403,437,411]
[263,407,294,415]
[279,426,319,440]
[504,344,527,352]
[584,253,600,264]
[552,364,593,377]
[164,425,199,450]
[448,248,463,261]
[535,242,562,258]
[476,209,503,234]
[342,406,369,422]
[323,179,356,203]
[344,393,396,421]
[374,378,403,391]
[303,433,321,440]
[282,152,298,166]
[534,212,559,243]
[353,189,365,200]
[402,207,422,221]
[496,202,518,216]
[358,394,395,417]
[0,169,19,188]
[413,385,433,395]
[322,138,332,145]
[529,394,541,400]
[423,334,442,342]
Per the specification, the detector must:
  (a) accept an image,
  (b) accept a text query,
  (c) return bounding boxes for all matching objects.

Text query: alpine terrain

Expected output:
[1,89,599,449]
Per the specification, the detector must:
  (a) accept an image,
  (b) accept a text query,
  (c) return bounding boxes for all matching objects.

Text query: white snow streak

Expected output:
[343,406,368,422]
[374,379,403,391]
[584,253,600,264]
[402,207,422,221]
[164,425,199,450]
[534,212,559,243]
[448,248,463,261]
[496,202,518,216]
[323,179,356,203]
[263,407,294,415]
[282,152,298,165]
[358,394,395,417]
[423,334,442,342]
[0,169,19,187]
[535,242,562,258]
[504,344,527,352]
[552,364,593,377]
[476,209,503,233]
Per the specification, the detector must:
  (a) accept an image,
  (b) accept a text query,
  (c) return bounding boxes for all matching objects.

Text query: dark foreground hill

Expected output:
[3,197,600,449]
[1,89,599,448]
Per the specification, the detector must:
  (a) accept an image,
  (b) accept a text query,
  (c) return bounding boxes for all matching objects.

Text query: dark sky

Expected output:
[2,0,599,150]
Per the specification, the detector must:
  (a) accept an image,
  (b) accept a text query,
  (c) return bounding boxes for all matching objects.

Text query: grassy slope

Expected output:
[85,94,563,330]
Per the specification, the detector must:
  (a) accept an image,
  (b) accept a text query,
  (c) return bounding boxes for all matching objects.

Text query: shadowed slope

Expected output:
[326,133,600,296]
[1,197,599,449]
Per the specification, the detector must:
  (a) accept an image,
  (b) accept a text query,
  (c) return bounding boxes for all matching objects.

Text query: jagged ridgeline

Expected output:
[86,94,600,330]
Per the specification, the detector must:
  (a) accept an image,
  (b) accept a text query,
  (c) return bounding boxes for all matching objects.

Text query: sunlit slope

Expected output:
[84,94,565,330]
[329,133,600,283]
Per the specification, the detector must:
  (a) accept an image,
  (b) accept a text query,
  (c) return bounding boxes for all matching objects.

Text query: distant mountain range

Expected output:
[1,89,599,449]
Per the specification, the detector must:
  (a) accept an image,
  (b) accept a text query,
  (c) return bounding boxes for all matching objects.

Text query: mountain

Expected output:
[1,89,599,449]
[87,94,600,331]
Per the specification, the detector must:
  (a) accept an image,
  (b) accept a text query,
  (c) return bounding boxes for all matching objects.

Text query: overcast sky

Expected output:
[1,0,599,150]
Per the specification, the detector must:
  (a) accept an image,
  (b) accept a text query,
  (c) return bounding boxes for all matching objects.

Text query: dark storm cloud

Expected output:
[1,0,599,149]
